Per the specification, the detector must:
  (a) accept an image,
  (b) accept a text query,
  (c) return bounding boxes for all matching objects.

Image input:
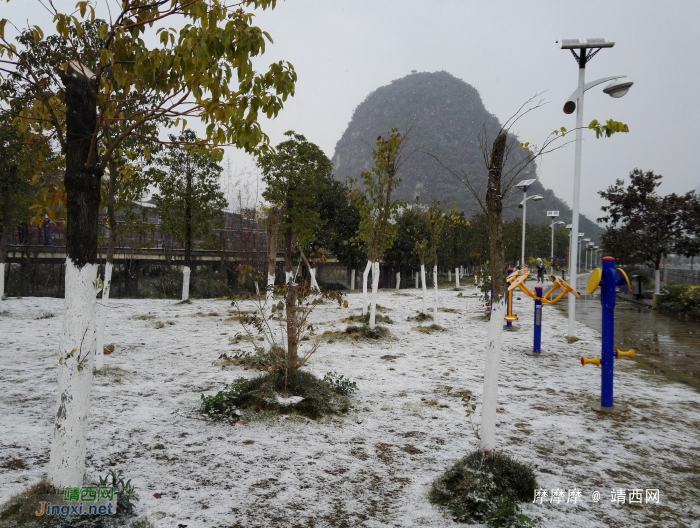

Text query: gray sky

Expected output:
[3,1,699,220]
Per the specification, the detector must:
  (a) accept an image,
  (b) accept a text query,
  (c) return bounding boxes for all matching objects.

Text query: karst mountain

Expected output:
[332,71,601,238]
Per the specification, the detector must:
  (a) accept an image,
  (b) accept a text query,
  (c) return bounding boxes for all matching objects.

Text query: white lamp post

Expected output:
[557,37,634,337]
[547,211,562,261]
[577,233,585,275]
[582,238,591,270]
[516,179,542,267]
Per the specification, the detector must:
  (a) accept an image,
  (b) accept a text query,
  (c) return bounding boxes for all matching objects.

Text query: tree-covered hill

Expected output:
[332,71,602,241]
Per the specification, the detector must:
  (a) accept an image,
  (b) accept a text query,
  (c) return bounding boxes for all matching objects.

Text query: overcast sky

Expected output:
[3,1,699,220]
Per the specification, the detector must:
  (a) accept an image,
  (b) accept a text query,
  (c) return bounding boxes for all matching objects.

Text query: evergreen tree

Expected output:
[151,130,227,269]
[258,131,331,378]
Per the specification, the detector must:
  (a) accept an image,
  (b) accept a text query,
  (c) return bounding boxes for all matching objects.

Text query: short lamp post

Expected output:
[516,178,542,267]
[578,233,585,275]
[556,37,634,337]
[548,211,564,274]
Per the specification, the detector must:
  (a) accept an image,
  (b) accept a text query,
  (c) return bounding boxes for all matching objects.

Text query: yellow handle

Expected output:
[581,356,601,367]
[615,348,635,359]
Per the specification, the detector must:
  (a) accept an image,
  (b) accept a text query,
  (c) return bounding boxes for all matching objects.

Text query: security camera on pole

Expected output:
[557,37,634,338]
[516,179,543,267]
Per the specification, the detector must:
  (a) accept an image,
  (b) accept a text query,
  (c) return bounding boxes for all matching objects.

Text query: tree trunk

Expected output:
[181,266,191,301]
[0,172,15,312]
[420,263,427,314]
[369,261,380,328]
[480,132,508,451]
[266,207,280,309]
[49,69,100,489]
[284,226,298,376]
[455,267,460,288]
[654,259,661,295]
[185,171,193,270]
[433,264,439,321]
[362,260,371,315]
[298,246,319,291]
[395,271,400,290]
[95,160,119,370]
[350,268,355,291]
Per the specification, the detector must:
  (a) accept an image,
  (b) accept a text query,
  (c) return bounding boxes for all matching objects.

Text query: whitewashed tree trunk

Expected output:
[448,269,451,282]
[369,261,380,328]
[181,266,191,301]
[433,265,439,321]
[362,260,371,315]
[396,271,400,290]
[266,272,275,303]
[48,259,98,488]
[285,270,294,285]
[455,267,460,288]
[655,269,661,294]
[480,299,506,450]
[420,264,428,314]
[0,262,5,312]
[309,267,319,290]
[350,268,356,291]
[94,262,113,371]
[415,271,418,289]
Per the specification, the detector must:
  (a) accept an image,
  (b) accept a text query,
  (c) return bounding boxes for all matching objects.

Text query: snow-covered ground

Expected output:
[1,283,699,527]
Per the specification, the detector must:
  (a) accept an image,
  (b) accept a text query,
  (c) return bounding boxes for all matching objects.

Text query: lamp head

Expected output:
[603,78,634,98]
[531,195,544,202]
[556,38,615,50]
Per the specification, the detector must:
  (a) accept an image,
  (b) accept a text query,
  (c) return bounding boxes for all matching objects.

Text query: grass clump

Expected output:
[321,324,393,342]
[429,450,538,527]
[408,312,433,322]
[414,324,445,334]
[344,324,392,340]
[200,370,351,420]
[0,472,147,528]
[345,312,394,324]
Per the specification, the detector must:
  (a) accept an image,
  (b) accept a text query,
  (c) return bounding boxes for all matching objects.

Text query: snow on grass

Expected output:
[1,283,700,527]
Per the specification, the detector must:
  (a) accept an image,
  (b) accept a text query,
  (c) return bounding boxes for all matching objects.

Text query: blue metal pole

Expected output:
[506,268,513,327]
[600,256,616,407]
[533,286,542,353]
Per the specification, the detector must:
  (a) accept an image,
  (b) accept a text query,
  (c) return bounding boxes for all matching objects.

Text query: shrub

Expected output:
[429,450,537,527]
[93,469,139,516]
[323,372,358,395]
[201,371,350,420]
[658,284,700,317]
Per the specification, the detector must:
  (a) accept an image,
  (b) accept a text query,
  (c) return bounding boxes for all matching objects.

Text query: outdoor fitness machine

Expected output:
[581,256,635,412]
[505,268,516,327]
[507,267,580,354]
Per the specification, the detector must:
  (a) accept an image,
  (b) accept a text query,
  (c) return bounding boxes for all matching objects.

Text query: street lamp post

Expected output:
[578,233,585,274]
[516,179,542,267]
[582,238,591,270]
[557,37,634,337]
[585,242,594,270]
[548,212,564,274]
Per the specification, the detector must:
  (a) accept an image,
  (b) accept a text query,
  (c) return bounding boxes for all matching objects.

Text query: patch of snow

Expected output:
[1,284,699,527]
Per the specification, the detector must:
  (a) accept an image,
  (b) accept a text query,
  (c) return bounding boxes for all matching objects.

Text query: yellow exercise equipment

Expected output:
[581,355,601,367]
